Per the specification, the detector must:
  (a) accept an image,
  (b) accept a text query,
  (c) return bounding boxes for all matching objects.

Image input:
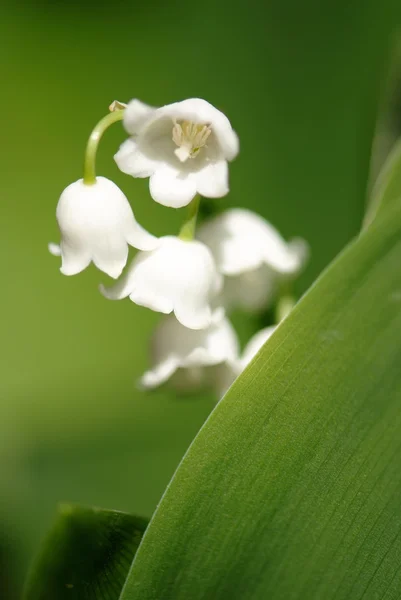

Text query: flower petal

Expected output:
[139,356,179,389]
[99,275,132,300]
[114,139,157,178]
[211,361,240,399]
[149,167,197,208]
[125,219,159,252]
[174,302,213,330]
[282,238,310,273]
[139,314,240,393]
[220,129,239,162]
[241,325,276,369]
[60,242,91,276]
[196,160,229,198]
[152,314,237,367]
[197,209,266,275]
[129,289,174,315]
[92,239,128,279]
[198,208,309,277]
[48,242,61,256]
[262,236,309,274]
[101,277,174,314]
[111,245,176,314]
[221,267,277,313]
[123,99,156,135]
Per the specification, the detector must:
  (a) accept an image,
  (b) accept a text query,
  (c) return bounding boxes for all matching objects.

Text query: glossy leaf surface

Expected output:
[121,203,401,599]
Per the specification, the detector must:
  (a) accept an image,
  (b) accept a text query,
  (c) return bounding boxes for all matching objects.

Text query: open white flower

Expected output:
[100,236,222,330]
[53,177,158,278]
[115,98,239,208]
[139,315,239,394]
[197,208,308,312]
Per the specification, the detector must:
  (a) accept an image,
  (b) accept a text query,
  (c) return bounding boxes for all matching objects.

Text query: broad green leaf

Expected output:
[24,505,147,600]
[121,204,401,599]
[364,137,401,227]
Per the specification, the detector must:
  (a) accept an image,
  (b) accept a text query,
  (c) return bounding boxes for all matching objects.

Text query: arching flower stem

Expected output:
[83,109,125,185]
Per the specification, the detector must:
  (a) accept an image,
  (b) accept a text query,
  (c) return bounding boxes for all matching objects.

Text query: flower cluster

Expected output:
[51,98,308,400]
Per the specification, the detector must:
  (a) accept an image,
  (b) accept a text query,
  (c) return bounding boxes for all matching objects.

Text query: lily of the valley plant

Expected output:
[51,97,309,400]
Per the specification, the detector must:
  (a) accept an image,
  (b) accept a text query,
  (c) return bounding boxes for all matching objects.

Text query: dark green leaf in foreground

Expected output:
[24,505,147,600]
[120,201,401,600]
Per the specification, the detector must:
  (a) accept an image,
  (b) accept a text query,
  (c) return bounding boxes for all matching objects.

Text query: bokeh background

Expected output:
[2,0,401,597]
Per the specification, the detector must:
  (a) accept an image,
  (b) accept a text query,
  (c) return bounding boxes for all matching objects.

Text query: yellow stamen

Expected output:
[172,120,211,162]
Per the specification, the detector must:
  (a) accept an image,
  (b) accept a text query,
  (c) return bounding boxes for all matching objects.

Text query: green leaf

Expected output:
[120,205,401,599]
[24,505,147,600]
[364,137,401,227]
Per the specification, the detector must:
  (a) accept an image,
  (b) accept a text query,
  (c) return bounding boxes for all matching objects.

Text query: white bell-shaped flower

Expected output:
[53,177,158,278]
[240,325,277,370]
[115,98,239,208]
[221,267,277,312]
[197,208,308,312]
[217,325,277,399]
[139,315,239,394]
[100,236,222,330]
[210,361,240,399]
[212,324,277,402]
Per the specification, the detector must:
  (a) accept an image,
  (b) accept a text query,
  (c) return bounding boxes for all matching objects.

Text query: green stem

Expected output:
[83,110,124,185]
[178,195,201,240]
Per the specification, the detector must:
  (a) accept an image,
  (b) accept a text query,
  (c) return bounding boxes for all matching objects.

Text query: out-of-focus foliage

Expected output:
[24,505,147,600]
[1,0,400,597]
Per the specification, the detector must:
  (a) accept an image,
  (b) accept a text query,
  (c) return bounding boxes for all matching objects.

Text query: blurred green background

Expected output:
[1,0,401,597]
